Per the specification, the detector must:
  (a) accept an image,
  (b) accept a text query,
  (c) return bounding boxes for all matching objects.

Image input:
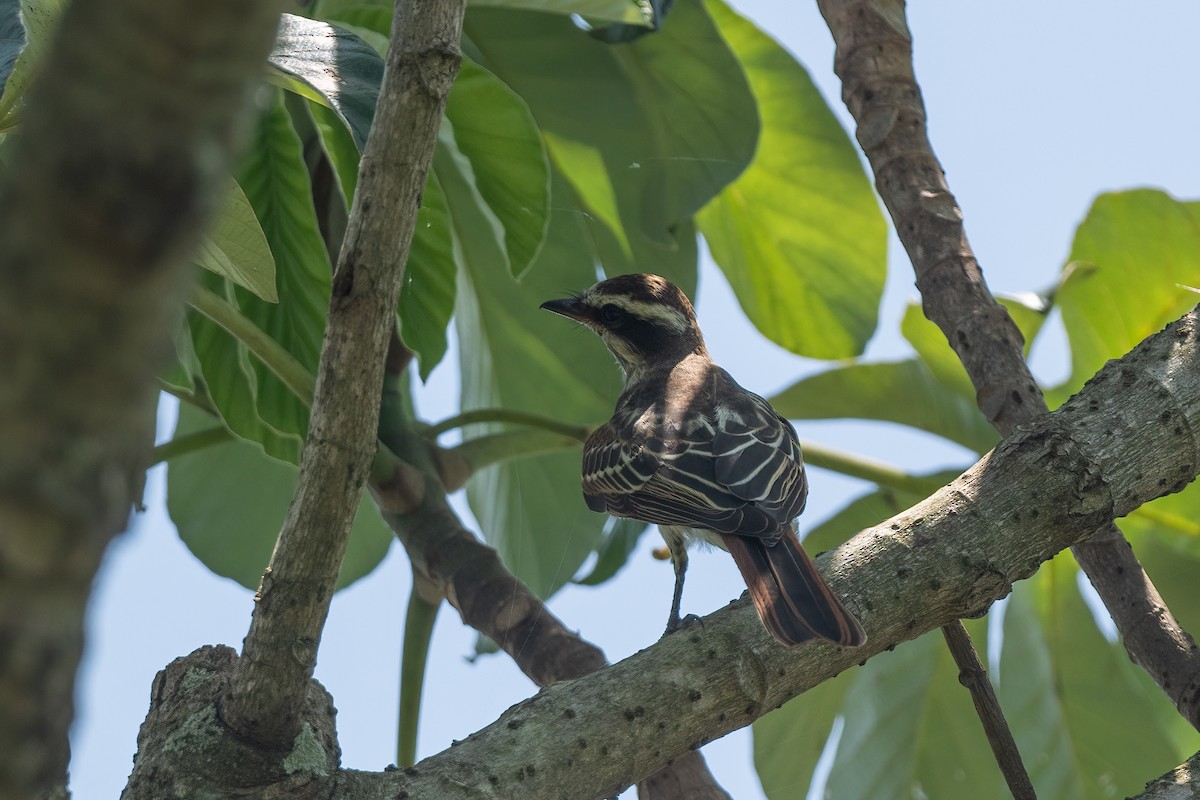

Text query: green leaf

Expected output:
[467,0,755,289]
[697,0,885,359]
[268,13,384,150]
[824,627,999,800]
[471,0,653,26]
[0,0,62,129]
[167,404,391,591]
[1004,555,1189,797]
[453,169,622,598]
[161,317,201,394]
[900,303,976,402]
[1053,189,1200,402]
[308,99,360,202]
[753,667,855,799]
[771,359,998,455]
[442,58,550,278]
[400,172,456,380]
[195,181,278,302]
[573,518,649,586]
[189,91,331,463]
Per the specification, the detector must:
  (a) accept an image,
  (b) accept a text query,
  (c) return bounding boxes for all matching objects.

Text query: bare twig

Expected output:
[221,0,468,747]
[941,625,1036,798]
[0,0,284,796]
[818,0,1200,748]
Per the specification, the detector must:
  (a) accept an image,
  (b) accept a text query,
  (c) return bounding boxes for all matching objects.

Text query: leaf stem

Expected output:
[149,426,232,465]
[426,408,590,440]
[802,441,947,496]
[397,585,440,768]
[188,284,316,404]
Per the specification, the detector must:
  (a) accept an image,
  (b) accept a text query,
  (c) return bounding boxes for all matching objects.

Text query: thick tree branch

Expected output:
[124,308,1200,799]
[0,0,284,797]
[329,308,1200,799]
[222,0,468,748]
[817,0,1200,731]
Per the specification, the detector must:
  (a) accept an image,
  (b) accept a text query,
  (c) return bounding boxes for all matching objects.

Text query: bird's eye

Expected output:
[599,304,625,325]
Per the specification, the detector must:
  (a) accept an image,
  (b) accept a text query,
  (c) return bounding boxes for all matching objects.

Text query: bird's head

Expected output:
[541,274,707,377]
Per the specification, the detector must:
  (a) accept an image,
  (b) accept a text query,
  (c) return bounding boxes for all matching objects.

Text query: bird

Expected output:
[541,273,865,648]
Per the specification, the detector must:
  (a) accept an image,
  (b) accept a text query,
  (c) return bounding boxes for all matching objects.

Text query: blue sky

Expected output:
[70,2,1200,797]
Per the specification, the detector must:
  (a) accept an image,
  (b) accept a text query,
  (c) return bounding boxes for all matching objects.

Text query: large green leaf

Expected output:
[1053,190,1200,403]
[753,666,856,799]
[399,170,456,381]
[1002,555,1189,798]
[453,169,622,598]
[697,0,885,359]
[188,91,331,463]
[195,181,278,302]
[467,0,754,292]
[268,14,383,150]
[771,359,998,455]
[823,627,999,800]
[442,58,550,278]
[295,33,549,376]
[167,404,391,591]
[573,518,649,586]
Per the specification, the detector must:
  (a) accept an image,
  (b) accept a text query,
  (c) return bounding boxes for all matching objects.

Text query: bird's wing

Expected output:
[711,391,808,526]
[583,408,743,530]
[581,416,660,513]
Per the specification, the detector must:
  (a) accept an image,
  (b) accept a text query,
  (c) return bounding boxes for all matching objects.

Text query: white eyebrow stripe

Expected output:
[592,295,689,331]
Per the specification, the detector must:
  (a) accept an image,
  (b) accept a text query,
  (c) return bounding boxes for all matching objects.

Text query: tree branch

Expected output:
[817,0,1200,737]
[328,307,1200,799]
[0,0,284,795]
[124,307,1200,799]
[221,0,468,748]
[374,334,730,798]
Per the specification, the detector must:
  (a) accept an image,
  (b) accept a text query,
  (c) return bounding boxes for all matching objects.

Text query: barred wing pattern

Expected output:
[582,382,807,544]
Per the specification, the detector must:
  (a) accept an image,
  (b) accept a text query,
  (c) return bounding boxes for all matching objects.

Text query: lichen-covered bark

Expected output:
[0,0,284,797]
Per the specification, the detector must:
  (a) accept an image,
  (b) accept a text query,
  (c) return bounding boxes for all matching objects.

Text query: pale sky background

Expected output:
[69,2,1200,798]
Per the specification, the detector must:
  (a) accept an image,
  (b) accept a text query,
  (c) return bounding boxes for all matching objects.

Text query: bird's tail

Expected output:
[722,529,866,647]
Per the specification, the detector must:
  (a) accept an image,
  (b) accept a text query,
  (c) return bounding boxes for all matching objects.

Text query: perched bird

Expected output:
[541,274,865,647]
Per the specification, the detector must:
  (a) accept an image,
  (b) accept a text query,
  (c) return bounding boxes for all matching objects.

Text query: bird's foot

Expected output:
[661,613,704,639]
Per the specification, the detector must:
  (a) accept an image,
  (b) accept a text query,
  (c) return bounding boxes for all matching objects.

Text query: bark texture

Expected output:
[0,0,284,797]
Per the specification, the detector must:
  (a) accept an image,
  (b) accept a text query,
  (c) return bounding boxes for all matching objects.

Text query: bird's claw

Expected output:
[662,613,704,638]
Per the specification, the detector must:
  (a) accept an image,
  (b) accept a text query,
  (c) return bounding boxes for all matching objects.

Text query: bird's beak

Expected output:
[539,297,592,323]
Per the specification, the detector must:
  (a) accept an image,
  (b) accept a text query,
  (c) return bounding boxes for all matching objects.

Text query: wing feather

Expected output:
[582,376,804,540]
